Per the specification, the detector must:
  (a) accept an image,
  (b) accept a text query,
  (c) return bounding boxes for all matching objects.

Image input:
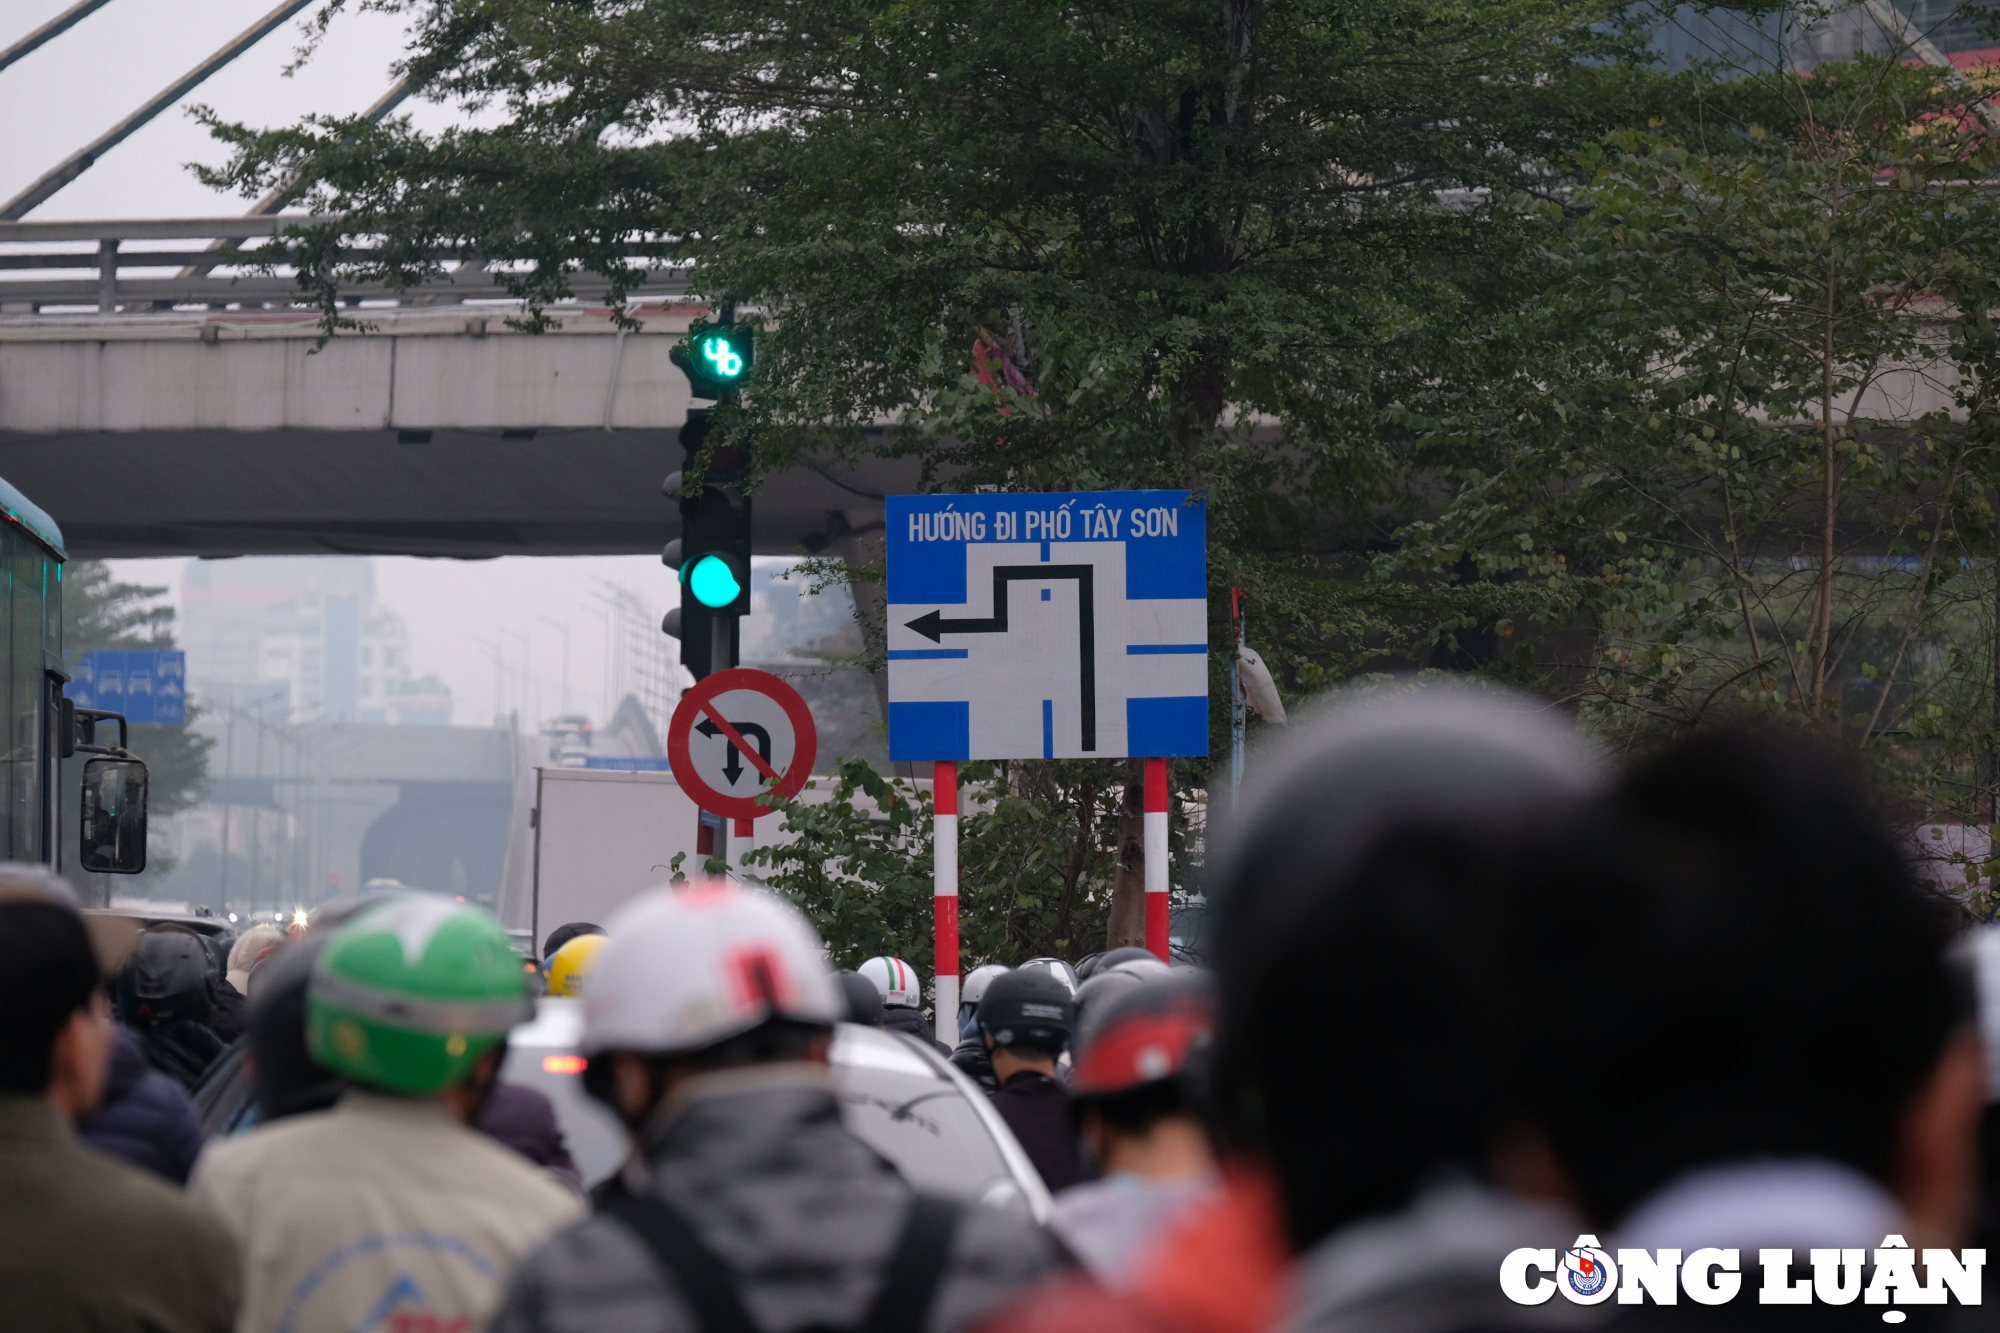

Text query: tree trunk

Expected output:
[1809,253,1838,718]
[829,508,901,772]
[1105,758,1147,948]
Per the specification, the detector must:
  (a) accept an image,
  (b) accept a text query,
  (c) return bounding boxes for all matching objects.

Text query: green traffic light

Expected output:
[687,554,742,608]
[699,334,745,380]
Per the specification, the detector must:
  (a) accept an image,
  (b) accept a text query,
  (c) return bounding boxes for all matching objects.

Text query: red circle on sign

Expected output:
[667,668,819,822]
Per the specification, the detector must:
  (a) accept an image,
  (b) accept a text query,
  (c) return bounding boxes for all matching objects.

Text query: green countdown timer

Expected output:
[696,332,746,381]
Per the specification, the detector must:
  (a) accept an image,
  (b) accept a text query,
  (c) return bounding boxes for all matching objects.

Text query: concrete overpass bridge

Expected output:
[0,215,908,561]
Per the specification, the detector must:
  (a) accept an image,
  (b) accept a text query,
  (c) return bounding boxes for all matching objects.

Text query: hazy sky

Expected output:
[0,0,442,219]
[2,3,742,731]
[106,554,693,730]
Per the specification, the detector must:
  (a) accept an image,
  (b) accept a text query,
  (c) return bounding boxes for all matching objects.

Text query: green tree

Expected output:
[197,0,1667,693]
[741,756,1198,967]
[1397,53,2000,807]
[195,0,1673,944]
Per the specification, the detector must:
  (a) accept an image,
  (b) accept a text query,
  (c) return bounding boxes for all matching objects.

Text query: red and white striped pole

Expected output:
[1144,756,1170,960]
[933,760,960,1043]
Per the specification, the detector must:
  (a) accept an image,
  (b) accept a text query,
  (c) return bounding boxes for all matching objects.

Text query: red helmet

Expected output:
[1070,973,1215,1098]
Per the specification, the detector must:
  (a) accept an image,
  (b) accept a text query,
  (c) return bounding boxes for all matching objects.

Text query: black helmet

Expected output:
[1074,969,1147,1047]
[541,920,604,966]
[119,927,215,1025]
[1208,685,1604,1251]
[1094,946,1157,973]
[977,967,1075,1051]
[835,970,885,1026]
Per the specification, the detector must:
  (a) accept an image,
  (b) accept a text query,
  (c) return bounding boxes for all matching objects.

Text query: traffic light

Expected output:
[662,408,752,678]
[670,324,754,401]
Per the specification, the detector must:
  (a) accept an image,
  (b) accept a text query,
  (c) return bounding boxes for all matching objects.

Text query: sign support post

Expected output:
[933,760,959,1044]
[884,489,1208,973]
[667,668,818,882]
[1144,756,1170,960]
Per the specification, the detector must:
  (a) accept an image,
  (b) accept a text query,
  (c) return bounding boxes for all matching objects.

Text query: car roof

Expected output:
[83,908,232,939]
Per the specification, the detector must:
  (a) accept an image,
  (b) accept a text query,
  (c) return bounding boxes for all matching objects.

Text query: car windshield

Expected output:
[829,1027,1020,1205]
[500,1003,1037,1214]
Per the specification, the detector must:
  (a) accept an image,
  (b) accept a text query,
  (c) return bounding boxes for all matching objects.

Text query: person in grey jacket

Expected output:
[490,882,1057,1333]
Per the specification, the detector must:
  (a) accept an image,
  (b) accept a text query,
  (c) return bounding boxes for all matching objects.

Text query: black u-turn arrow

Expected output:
[694,717,772,786]
[904,564,1096,751]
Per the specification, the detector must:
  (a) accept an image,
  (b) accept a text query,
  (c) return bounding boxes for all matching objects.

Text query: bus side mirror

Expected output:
[80,756,147,875]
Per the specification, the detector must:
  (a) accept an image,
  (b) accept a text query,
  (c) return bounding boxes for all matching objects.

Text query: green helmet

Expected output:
[307,896,533,1096]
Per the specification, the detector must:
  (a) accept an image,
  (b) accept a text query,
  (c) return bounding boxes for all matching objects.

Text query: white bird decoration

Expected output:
[1236,644,1287,725]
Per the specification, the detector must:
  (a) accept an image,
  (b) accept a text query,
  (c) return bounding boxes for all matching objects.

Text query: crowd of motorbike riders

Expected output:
[4,687,2000,1331]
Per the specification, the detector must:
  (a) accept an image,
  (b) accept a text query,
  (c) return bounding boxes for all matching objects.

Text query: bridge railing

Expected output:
[0,215,691,314]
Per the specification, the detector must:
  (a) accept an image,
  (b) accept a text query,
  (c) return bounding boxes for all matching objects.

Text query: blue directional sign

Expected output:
[886,491,1207,761]
[68,650,187,726]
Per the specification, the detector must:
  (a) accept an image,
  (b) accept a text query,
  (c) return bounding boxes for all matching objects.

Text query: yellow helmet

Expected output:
[546,932,608,997]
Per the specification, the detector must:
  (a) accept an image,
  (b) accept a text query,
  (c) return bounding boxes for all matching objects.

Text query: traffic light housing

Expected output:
[663,408,751,678]
[670,324,754,401]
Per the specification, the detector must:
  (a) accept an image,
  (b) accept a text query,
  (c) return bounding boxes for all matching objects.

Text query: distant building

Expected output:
[181,556,452,726]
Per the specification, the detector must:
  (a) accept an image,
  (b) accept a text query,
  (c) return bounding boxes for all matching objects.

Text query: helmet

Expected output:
[956,963,1011,1040]
[546,932,607,997]
[1074,969,1146,1046]
[1072,973,1216,1098]
[977,966,1076,1051]
[1095,946,1158,973]
[836,970,885,1026]
[858,956,922,1009]
[583,881,840,1057]
[307,896,533,1096]
[119,927,215,1026]
[1108,955,1170,980]
[1017,956,1079,996]
[961,963,1011,1007]
[541,920,603,967]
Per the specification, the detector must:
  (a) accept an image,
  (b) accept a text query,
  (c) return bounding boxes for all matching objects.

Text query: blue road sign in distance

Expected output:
[67,650,186,726]
[886,490,1207,761]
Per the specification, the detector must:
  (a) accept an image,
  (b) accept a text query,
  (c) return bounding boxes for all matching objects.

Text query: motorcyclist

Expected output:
[78,1022,206,1182]
[0,871,238,1333]
[1048,974,1219,1287]
[489,880,1057,1333]
[190,896,583,1333]
[994,686,1606,1333]
[978,967,1085,1192]
[836,970,886,1026]
[949,963,1009,1091]
[1017,956,1080,995]
[544,932,607,998]
[1073,971,1142,1048]
[859,954,950,1055]
[117,926,224,1090]
[541,921,603,971]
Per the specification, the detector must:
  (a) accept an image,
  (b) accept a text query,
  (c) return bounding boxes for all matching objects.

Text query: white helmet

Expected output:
[582,881,841,1056]
[1017,956,1079,996]
[858,956,922,1009]
[960,963,1010,1008]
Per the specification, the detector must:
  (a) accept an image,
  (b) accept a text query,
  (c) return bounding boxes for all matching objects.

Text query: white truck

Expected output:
[528,765,930,947]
